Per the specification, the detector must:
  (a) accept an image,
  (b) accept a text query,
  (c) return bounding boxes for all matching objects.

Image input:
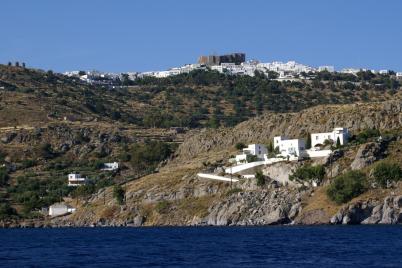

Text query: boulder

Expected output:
[350,142,386,170]
[330,201,376,224]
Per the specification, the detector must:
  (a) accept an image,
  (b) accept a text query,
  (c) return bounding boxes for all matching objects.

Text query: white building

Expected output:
[257,61,315,74]
[396,72,402,78]
[235,144,267,163]
[49,203,76,217]
[68,173,87,187]
[311,128,349,148]
[341,68,366,75]
[274,136,306,159]
[102,162,119,171]
[379,70,389,75]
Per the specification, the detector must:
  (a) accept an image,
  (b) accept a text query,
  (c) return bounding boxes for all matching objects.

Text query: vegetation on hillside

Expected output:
[289,164,325,185]
[326,170,367,204]
[1,65,401,129]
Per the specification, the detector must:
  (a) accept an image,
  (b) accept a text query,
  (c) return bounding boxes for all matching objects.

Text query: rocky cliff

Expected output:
[331,194,402,225]
[177,101,402,159]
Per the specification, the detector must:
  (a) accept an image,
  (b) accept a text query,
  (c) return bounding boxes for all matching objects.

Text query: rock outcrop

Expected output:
[262,161,301,186]
[330,195,402,225]
[204,187,303,226]
[350,141,387,170]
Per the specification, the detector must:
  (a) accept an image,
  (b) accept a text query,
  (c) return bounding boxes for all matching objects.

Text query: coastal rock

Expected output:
[205,188,302,226]
[332,195,402,225]
[297,209,330,225]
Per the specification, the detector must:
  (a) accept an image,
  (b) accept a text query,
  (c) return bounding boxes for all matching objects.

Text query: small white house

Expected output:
[101,162,119,171]
[379,70,389,75]
[311,128,349,148]
[396,72,402,78]
[274,136,306,159]
[235,144,267,163]
[68,173,87,187]
[49,203,76,217]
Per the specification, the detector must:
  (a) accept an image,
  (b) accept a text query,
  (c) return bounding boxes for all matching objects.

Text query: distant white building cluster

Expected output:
[138,64,206,79]
[64,52,402,83]
[64,70,122,86]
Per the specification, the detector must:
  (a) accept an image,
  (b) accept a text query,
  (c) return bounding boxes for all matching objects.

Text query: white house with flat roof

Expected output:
[235,144,267,163]
[101,162,119,171]
[311,128,349,148]
[68,173,87,187]
[274,136,306,159]
[49,203,76,217]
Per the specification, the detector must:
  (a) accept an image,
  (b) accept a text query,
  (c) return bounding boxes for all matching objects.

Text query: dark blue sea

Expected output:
[1,226,402,267]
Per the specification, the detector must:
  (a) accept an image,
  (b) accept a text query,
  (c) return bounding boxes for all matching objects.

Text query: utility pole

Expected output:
[230,165,233,189]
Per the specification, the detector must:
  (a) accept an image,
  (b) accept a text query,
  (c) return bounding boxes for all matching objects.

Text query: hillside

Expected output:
[27,100,402,227]
[1,64,402,225]
[0,64,401,128]
[177,101,402,159]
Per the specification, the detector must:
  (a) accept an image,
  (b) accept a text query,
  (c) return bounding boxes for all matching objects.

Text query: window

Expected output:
[316,136,318,140]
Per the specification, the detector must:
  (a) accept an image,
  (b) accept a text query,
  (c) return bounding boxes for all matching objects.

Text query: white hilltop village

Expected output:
[63,52,402,86]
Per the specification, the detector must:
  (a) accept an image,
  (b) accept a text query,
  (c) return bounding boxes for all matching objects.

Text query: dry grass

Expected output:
[301,187,342,217]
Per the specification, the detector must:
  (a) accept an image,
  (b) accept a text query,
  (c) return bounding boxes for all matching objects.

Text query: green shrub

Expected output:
[226,188,243,196]
[21,159,36,168]
[71,184,95,198]
[326,170,367,204]
[355,128,381,144]
[235,142,246,150]
[0,167,9,186]
[0,203,17,219]
[93,160,104,170]
[113,185,125,205]
[36,143,54,159]
[130,141,175,173]
[255,171,265,186]
[155,200,170,214]
[372,162,402,188]
[306,134,311,149]
[336,137,341,148]
[246,154,258,163]
[290,164,325,185]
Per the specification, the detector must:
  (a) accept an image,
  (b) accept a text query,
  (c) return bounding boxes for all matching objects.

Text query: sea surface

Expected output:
[0,225,402,267]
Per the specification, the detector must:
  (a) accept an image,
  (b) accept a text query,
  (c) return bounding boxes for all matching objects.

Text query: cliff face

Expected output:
[177,101,402,159]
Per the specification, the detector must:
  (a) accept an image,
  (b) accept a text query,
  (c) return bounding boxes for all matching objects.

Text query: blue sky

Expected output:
[1,0,401,72]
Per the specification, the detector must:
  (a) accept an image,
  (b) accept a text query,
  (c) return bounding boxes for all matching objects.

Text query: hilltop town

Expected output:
[63,52,402,86]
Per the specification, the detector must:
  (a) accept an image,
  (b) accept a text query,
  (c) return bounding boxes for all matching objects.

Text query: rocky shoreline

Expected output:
[3,192,402,228]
